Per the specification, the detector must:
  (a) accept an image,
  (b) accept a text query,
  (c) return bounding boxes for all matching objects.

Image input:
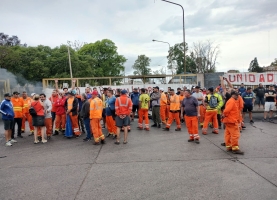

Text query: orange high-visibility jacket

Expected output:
[160,92,167,106]
[90,97,103,119]
[223,97,239,124]
[21,97,32,114]
[49,95,58,112]
[169,94,180,111]
[11,97,24,118]
[115,95,132,116]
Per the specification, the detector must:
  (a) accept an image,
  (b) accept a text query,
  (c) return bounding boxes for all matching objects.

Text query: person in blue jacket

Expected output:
[0,93,16,146]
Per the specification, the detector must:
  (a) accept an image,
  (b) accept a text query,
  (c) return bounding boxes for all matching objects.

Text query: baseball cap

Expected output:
[68,90,76,96]
[160,88,164,91]
[31,93,36,97]
[121,89,127,94]
[13,91,20,95]
[92,90,98,95]
[4,93,11,97]
[233,86,238,89]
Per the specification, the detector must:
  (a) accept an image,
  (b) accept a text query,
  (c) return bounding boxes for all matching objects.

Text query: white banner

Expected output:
[223,72,277,85]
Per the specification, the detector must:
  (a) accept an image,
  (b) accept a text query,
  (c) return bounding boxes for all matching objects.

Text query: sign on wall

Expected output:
[223,72,277,85]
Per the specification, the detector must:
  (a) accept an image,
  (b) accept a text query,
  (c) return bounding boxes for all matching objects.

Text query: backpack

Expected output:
[209,95,218,108]
[29,107,37,116]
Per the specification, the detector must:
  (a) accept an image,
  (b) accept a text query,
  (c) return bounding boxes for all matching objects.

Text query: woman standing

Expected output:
[31,94,47,144]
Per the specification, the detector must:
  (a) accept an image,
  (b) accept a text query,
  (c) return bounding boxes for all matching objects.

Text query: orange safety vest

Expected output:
[160,92,167,106]
[67,97,74,115]
[21,97,32,114]
[11,97,24,118]
[90,97,103,119]
[115,95,132,115]
[169,94,180,111]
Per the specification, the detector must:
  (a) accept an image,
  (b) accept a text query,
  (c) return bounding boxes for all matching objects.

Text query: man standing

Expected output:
[138,88,150,131]
[192,86,204,127]
[160,88,167,124]
[238,83,246,95]
[101,88,108,128]
[1,93,16,146]
[202,88,223,134]
[254,83,265,109]
[65,91,81,138]
[242,87,255,124]
[114,90,132,145]
[21,91,34,135]
[182,90,200,144]
[263,85,276,122]
[40,94,52,140]
[90,90,105,145]
[130,88,140,121]
[163,89,181,131]
[151,86,161,128]
[222,91,244,155]
[105,89,117,138]
[11,91,24,139]
[80,93,92,142]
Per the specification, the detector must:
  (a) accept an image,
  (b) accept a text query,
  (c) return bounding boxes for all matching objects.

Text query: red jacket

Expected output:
[55,97,66,115]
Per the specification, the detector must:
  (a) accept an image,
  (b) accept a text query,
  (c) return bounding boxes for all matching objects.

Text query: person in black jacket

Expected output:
[65,91,81,138]
[80,93,92,141]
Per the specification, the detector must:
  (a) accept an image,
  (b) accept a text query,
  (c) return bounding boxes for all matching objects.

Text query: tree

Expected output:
[190,40,219,73]
[270,58,277,66]
[132,55,151,83]
[0,32,26,46]
[248,57,264,72]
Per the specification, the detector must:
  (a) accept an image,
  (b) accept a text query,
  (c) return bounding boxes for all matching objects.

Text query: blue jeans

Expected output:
[83,118,91,139]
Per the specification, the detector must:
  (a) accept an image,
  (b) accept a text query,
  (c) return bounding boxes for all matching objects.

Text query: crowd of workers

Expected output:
[1,77,277,155]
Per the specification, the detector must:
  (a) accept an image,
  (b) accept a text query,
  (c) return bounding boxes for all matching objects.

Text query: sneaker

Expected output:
[83,138,91,142]
[242,126,246,129]
[101,140,106,144]
[163,128,169,131]
[10,139,17,143]
[194,140,200,144]
[232,150,244,155]
[151,124,157,127]
[5,141,12,146]
[188,139,194,142]
[212,131,218,134]
[221,143,226,146]
[262,118,267,122]
[175,128,181,131]
[52,130,59,136]
[250,120,254,124]
[17,135,23,138]
[269,118,274,123]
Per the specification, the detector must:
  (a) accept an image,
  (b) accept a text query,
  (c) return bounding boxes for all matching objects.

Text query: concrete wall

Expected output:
[204,72,224,89]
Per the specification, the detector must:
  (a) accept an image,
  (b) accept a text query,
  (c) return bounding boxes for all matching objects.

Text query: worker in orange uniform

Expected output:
[222,91,244,155]
[192,86,205,127]
[105,89,117,138]
[65,90,81,138]
[160,88,167,124]
[163,89,181,131]
[202,87,223,134]
[182,89,200,144]
[90,90,105,145]
[138,88,150,130]
[21,91,34,135]
[114,90,132,145]
[49,90,59,131]
[11,91,24,139]
[53,92,66,135]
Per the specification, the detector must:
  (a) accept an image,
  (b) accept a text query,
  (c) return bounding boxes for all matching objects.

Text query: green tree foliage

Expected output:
[270,58,277,66]
[132,55,152,83]
[248,57,264,72]
[0,38,126,86]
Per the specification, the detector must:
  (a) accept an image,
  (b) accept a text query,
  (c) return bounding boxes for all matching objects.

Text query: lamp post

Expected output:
[160,0,186,82]
[152,39,171,83]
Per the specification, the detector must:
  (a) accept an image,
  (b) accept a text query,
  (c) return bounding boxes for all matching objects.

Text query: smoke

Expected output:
[0,68,43,96]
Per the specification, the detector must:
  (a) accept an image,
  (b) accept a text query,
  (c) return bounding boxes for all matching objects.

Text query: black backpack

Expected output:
[29,107,37,116]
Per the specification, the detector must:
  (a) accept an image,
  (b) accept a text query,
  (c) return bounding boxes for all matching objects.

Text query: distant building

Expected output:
[227,70,240,73]
[262,65,277,71]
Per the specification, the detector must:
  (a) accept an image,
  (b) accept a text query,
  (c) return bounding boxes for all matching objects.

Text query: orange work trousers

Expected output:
[199,105,205,126]
[69,115,81,136]
[106,116,117,135]
[224,123,240,151]
[45,118,53,136]
[90,118,105,142]
[55,114,66,131]
[166,112,181,129]
[166,105,170,119]
[22,113,34,132]
[202,110,218,134]
[160,105,167,123]
[138,109,149,129]
[185,116,199,140]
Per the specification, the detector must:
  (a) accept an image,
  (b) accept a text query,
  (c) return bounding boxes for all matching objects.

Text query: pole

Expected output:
[67,45,73,79]
[160,0,186,82]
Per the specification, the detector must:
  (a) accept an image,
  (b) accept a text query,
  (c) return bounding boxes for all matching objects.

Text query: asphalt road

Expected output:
[0,113,277,200]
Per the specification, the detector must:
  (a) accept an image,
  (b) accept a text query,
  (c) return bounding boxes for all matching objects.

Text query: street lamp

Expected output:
[160,0,186,81]
[152,39,172,82]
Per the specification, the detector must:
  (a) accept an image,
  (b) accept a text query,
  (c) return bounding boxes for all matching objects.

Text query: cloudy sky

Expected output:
[1,0,277,75]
